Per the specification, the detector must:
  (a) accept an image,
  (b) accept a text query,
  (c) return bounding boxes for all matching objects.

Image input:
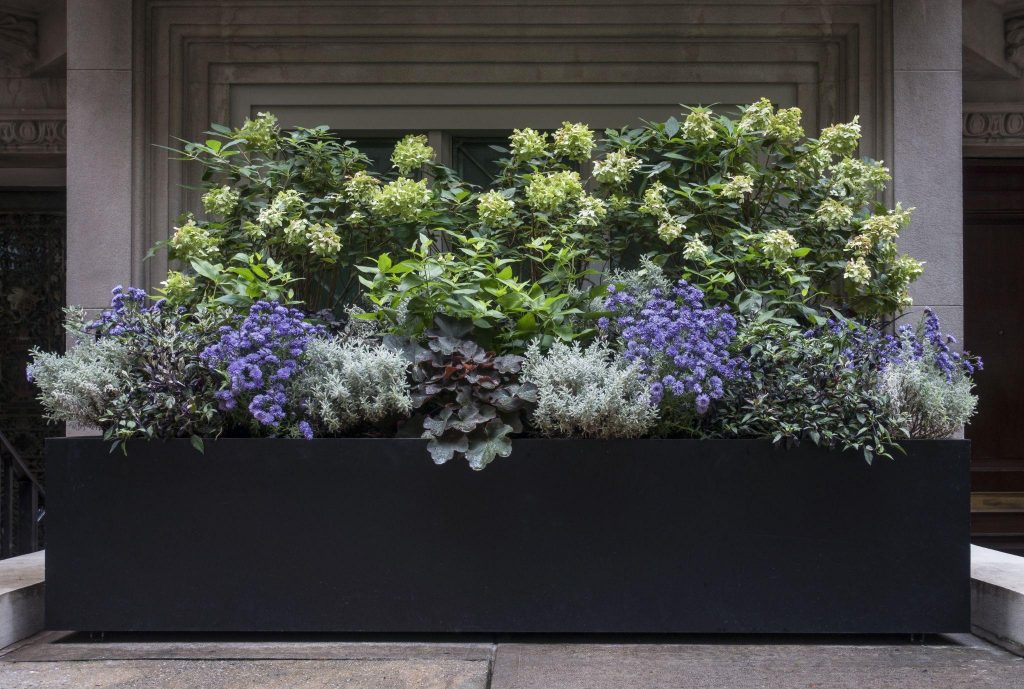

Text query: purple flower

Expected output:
[87,285,166,337]
[201,301,324,433]
[602,279,745,414]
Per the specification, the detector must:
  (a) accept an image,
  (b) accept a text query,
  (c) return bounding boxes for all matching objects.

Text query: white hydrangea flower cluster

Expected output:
[161,271,195,304]
[759,229,798,262]
[844,256,871,285]
[815,198,854,228]
[370,177,432,223]
[509,127,547,162]
[818,116,861,157]
[681,108,717,142]
[306,223,343,258]
[860,204,913,245]
[593,150,641,186]
[736,98,803,143]
[682,236,711,262]
[169,215,218,260]
[524,170,584,213]
[234,112,279,151]
[657,218,686,243]
[202,185,240,217]
[258,189,305,231]
[574,195,607,228]
[639,182,669,217]
[283,218,310,247]
[828,158,891,199]
[638,182,688,244]
[390,134,434,176]
[720,174,754,200]
[552,121,595,162]
[476,190,515,226]
[340,171,381,204]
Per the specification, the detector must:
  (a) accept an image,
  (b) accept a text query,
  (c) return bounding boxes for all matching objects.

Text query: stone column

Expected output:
[66,0,133,311]
[66,0,133,436]
[892,0,963,337]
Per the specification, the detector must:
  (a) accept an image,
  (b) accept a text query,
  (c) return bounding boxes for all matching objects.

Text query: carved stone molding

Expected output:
[964,109,1024,142]
[0,115,66,153]
[0,12,37,76]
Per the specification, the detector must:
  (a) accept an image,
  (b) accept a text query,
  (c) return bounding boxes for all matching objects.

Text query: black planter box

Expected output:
[45,438,969,633]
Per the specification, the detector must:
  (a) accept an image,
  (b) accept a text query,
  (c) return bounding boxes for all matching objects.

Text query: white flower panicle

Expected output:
[593,150,641,186]
[391,134,434,176]
[509,128,547,162]
[202,185,240,217]
[476,190,515,226]
[552,121,595,162]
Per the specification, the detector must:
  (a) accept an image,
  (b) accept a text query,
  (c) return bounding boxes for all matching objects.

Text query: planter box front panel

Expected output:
[45,438,969,633]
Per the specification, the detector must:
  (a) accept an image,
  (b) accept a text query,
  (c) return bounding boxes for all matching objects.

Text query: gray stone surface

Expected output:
[66,67,133,309]
[67,0,133,71]
[972,545,1024,656]
[0,552,44,651]
[489,641,1024,689]
[893,0,962,71]
[0,658,490,689]
[892,69,964,313]
[3,634,1023,689]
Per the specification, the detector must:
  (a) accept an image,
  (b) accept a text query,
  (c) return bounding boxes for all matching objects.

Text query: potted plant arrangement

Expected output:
[31,101,981,633]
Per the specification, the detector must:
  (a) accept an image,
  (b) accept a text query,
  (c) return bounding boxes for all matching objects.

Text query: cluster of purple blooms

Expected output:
[200,301,324,438]
[807,309,982,382]
[86,285,168,337]
[600,280,746,414]
[898,309,983,379]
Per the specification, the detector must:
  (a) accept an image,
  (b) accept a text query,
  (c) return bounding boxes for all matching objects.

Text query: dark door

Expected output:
[963,159,1024,555]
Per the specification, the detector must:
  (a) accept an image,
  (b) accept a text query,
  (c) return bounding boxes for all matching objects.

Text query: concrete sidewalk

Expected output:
[1,632,1022,689]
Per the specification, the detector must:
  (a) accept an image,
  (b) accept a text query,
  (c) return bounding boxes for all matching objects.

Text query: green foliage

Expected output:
[522,340,656,438]
[167,114,469,312]
[596,101,920,324]
[702,320,903,462]
[396,316,538,469]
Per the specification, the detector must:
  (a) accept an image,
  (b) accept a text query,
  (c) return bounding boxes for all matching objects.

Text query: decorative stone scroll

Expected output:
[0,12,36,76]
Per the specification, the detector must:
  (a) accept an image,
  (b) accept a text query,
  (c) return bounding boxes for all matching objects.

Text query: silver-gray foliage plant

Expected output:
[522,340,656,439]
[294,336,412,433]
[27,308,127,429]
[882,354,977,439]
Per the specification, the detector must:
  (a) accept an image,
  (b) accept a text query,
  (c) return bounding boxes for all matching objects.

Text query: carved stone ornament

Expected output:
[0,12,37,76]
[963,110,1024,143]
[0,117,66,153]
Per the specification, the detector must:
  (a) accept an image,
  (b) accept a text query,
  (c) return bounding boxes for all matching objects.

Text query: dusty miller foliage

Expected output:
[522,340,656,439]
[882,361,976,439]
[293,336,413,434]
[27,308,127,428]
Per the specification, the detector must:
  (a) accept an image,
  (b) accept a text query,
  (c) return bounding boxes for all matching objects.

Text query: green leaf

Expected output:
[190,435,205,453]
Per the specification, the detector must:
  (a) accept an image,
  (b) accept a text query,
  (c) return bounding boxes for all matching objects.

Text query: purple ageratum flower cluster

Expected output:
[200,301,324,433]
[601,280,745,413]
[87,285,167,337]
[897,309,983,380]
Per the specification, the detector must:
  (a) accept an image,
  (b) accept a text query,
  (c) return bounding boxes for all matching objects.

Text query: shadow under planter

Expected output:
[44,438,969,634]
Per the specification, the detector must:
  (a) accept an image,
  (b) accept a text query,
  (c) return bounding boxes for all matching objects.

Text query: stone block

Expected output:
[67,0,132,71]
[892,69,963,309]
[893,0,962,71]
[971,545,1024,656]
[0,551,45,651]
[66,69,132,308]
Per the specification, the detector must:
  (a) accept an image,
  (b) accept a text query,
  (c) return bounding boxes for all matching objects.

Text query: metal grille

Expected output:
[0,193,65,553]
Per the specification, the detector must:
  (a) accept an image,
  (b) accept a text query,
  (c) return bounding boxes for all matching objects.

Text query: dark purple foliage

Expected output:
[601,280,745,413]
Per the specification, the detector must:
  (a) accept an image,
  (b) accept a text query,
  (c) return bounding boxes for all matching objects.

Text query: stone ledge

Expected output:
[0,551,45,651]
[971,545,1024,656]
